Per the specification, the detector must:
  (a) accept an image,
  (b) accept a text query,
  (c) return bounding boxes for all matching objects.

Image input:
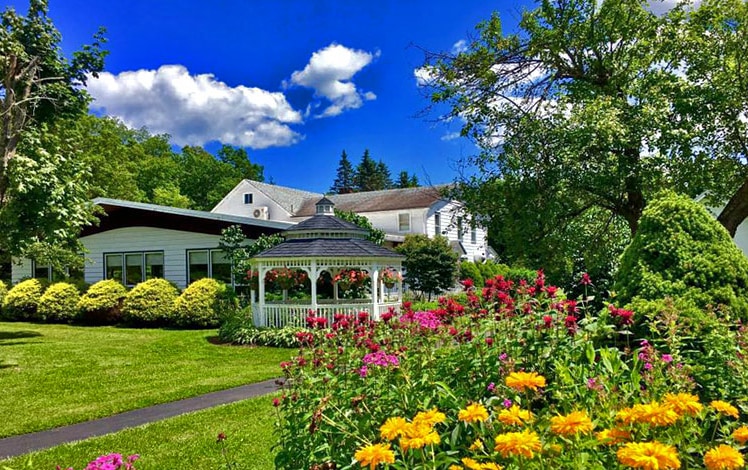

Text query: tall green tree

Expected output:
[353,149,380,192]
[0,0,106,258]
[396,234,458,301]
[396,171,419,188]
[374,160,393,190]
[330,150,355,194]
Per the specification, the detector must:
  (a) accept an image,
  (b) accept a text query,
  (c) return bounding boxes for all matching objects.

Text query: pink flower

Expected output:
[358,366,368,377]
[580,272,592,285]
[503,399,513,408]
[661,354,673,363]
[487,382,496,392]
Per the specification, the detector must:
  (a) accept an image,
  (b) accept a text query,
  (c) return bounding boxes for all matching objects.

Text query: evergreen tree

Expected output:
[330,150,355,194]
[396,171,419,188]
[375,160,393,190]
[354,149,380,192]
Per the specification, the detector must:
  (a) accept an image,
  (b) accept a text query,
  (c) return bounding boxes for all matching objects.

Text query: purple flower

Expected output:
[487,382,495,392]
[586,378,596,388]
[358,366,368,377]
[362,351,399,367]
[644,363,653,370]
[661,354,673,363]
[499,353,508,361]
[502,399,512,408]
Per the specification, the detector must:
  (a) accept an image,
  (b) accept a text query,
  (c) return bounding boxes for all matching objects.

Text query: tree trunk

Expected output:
[718,177,748,237]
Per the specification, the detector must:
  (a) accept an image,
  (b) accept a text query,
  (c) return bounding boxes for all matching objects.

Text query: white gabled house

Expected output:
[212,180,491,262]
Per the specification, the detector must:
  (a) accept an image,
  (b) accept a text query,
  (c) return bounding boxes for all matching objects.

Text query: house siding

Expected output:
[10,258,33,284]
[80,227,227,288]
[426,201,489,262]
[211,180,294,222]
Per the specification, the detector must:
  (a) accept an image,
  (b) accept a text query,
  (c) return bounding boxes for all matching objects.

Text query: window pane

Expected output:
[34,264,50,280]
[211,250,232,284]
[105,254,123,282]
[125,253,144,285]
[398,213,410,231]
[434,213,441,236]
[145,253,164,279]
[188,250,209,284]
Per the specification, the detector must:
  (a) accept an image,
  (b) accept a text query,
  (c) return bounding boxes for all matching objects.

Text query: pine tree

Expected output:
[396,171,419,188]
[330,150,355,194]
[375,161,393,190]
[354,149,380,192]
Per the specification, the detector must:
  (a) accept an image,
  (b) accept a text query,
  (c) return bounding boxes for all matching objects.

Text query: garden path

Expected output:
[0,378,282,460]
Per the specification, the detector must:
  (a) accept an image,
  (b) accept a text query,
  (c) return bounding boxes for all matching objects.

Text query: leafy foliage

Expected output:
[219,226,284,283]
[37,282,80,323]
[76,279,127,325]
[122,278,180,326]
[219,322,305,348]
[173,278,229,328]
[614,191,748,319]
[1,278,44,320]
[0,279,7,307]
[396,234,458,300]
[458,261,484,286]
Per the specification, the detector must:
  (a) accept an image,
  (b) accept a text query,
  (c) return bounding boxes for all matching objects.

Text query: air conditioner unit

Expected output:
[252,206,269,220]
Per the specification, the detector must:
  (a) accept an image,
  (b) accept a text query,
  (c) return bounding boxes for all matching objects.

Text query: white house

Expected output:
[212,180,491,262]
[12,198,291,288]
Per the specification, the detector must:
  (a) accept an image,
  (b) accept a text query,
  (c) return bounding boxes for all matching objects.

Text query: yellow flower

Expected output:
[505,371,546,391]
[616,402,679,427]
[459,403,489,423]
[550,410,594,436]
[461,457,503,470]
[354,443,395,469]
[469,439,484,451]
[380,416,408,441]
[449,466,462,470]
[711,401,740,419]
[704,445,745,470]
[399,422,440,451]
[494,429,542,458]
[732,426,748,444]
[617,441,681,469]
[413,408,446,427]
[497,405,533,426]
[662,393,703,417]
[596,428,632,445]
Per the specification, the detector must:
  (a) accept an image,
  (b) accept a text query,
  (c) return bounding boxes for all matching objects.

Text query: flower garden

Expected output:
[272,270,748,469]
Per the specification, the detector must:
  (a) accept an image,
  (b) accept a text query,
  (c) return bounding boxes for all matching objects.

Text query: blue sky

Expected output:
[11,1,531,193]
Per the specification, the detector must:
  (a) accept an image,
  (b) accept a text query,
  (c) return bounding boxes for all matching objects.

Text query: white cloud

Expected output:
[414,66,437,87]
[647,0,701,15]
[452,39,469,54]
[86,65,303,149]
[288,43,379,118]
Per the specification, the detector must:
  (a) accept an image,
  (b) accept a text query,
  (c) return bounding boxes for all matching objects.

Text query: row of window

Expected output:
[433,213,478,243]
[103,249,232,286]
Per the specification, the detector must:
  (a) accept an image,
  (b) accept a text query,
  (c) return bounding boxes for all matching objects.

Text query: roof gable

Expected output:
[294,186,449,217]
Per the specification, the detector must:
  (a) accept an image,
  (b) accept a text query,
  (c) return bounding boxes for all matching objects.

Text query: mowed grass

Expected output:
[0,395,278,469]
[0,322,293,438]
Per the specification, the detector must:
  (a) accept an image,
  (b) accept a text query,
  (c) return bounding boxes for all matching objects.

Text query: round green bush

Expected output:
[77,279,128,325]
[0,280,8,312]
[122,278,180,326]
[614,191,748,319]
[38,282,80,323]
[459,261,484,286]
[2,279,44,321]
[173,278,228,328]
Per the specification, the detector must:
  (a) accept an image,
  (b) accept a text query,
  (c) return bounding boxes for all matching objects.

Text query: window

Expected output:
[105,251,164,286]
[33,261,82,282]
[434,212,441,236]
[33,262,52,281]
[398,213,410,232]
[187,249,232,284]
[457,217,464,241]
[471,220,477,244]
[243,193,253,204]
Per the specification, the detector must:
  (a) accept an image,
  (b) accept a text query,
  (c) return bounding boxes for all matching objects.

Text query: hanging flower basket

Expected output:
[272,268,298,290]
[246,270,259,290]
[381,268,402,289]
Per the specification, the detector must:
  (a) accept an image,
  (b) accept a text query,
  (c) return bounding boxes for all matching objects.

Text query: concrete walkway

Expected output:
[0,378,282,460]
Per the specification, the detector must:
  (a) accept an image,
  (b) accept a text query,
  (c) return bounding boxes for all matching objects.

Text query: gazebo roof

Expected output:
[254,238,404,259]
[286,214,366,233]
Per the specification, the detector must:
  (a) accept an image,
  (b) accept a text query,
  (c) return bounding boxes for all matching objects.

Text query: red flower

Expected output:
[461,278,475,290]
[543,315,553,328]
[580,272,592,285]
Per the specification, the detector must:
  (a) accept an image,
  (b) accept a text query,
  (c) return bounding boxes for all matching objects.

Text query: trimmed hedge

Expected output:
[173,278,229,328]
[614,191,748,319]
[122,278,180,326]
[0,280,7,311]
[459,261,484,286]
[2,279,44,321]
[38,282,80,323]
[77,279,128,325]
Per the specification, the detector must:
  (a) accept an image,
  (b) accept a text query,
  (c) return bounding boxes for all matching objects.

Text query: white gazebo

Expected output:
[250,197,404,327]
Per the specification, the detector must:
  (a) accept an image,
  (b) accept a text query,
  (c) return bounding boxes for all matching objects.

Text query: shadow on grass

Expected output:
[0,330,42,346]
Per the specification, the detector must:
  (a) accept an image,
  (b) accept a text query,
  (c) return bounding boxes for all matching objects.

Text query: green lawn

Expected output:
[0,395,278,469]
[0,322,293,438]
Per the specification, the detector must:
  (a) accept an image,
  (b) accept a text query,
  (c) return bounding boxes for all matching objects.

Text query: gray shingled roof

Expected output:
[247,180,322,214]
[293,185,450,217]
[254,238,404,258]
[287,214,367,233]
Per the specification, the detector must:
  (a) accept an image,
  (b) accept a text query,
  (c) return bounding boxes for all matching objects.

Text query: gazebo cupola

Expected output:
[250,197,404,327]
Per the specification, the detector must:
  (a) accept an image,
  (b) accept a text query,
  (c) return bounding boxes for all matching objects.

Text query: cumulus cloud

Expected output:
[414,66,437,87]
[452,39,469,54]
[87,65,303,148]
[288,43,379,118]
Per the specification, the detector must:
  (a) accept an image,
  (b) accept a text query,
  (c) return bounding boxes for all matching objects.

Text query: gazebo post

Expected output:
[371,265,379,320]
[379,273,385,302]
[258,264,267,327]
[310,260,318,315]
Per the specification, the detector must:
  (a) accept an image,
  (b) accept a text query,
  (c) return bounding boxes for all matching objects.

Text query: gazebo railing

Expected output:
[252,301,401,328]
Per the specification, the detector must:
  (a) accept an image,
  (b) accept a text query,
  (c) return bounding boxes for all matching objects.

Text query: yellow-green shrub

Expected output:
[38,282,81,323]
[77,279,127,325]
[0,280,7,311]
[123,278,180,326]
[173,278,228,328]
[2,279,44,320]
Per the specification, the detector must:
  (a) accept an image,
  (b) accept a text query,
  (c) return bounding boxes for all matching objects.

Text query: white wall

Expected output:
[360,208,429,235]
[10,258,32,284]
[80,227,226,288]
[734,218,748,257]
[425,201,489,262]
[211,180,294,222]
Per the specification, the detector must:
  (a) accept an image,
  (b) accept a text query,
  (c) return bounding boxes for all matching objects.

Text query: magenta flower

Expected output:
[362,351,399,367]
[661,354,673,363]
